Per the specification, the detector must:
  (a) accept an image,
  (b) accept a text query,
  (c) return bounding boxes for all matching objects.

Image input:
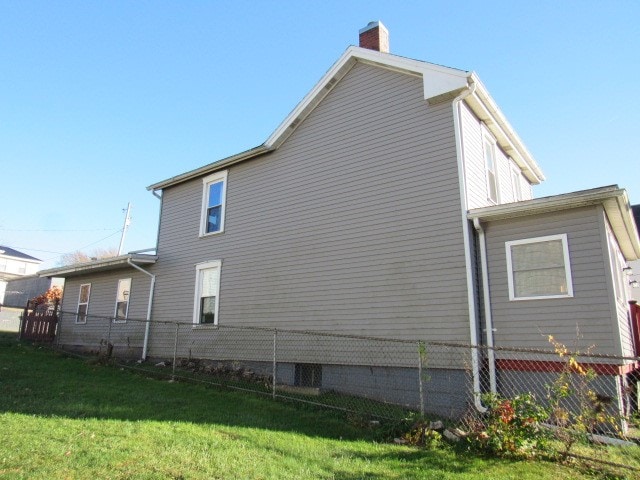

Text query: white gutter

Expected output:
[127,259,156,360]
[473,218,497,393]
[452,80,487,412]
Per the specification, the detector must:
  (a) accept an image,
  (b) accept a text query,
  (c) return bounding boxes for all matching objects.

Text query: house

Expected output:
[0,246,43,305]
[39,22,640,417]
[2,275,64,309]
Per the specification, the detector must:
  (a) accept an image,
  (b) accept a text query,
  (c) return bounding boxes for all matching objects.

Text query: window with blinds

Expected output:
[194,260,221,325]
[505,234,573,300]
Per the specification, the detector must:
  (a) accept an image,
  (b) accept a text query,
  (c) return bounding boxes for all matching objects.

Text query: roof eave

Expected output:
[266,46,471,150]
[147,46,544,192]
[147,145,271,192]
[466,73,545,185]
[38,254,159,278]
[468,186,640,260]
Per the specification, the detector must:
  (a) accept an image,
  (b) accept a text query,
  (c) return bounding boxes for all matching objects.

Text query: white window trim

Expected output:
[505,234,574,301]
[605,226,628,304]
[509,160,522,202]
[113,278,132,323]
[482,132,499,204]
[193,260,222,326]
[76,283,91,324]
[199,170,228,237]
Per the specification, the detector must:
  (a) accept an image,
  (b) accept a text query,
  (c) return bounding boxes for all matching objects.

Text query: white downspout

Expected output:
[127,259,156,360]
[473,217,497,393]
[452,80,487,412]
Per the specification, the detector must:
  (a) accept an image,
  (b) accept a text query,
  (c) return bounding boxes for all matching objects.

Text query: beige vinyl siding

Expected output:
[604,217,635,357]
[149,62,470,360]
[460,102,533,209]
[58,269,152,350]
[483,206,620,355]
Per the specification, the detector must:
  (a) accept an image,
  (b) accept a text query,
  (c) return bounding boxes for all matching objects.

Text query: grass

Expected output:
[0,334,629,479]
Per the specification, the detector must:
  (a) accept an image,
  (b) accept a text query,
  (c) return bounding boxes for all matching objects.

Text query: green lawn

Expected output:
[0,335,626,479]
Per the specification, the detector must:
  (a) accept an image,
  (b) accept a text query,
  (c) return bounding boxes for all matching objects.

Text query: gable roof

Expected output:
[0,245,41,263]
[468,185,640,260]
[148,46,544,192]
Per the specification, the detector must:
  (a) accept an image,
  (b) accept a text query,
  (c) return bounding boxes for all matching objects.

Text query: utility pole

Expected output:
[118,202,132,255]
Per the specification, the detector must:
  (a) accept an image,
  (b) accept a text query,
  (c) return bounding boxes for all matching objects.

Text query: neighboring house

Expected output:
[39,22,640,416]
[2,276,64,309]
[0,246,42,305]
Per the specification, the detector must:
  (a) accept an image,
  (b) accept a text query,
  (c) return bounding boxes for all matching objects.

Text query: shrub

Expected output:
[466,392,549,458]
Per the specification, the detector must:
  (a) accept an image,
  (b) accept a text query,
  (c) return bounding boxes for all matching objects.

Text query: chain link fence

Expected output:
[53,310,640,442]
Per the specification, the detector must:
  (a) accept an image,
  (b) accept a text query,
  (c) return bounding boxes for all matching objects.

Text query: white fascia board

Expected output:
[264,48,358,149]
[469,186,640,260]
[468,185,622,220]
[147,145,270,191]
[38,254,158,278]
[466,73,545,185]
[604,191,640,260]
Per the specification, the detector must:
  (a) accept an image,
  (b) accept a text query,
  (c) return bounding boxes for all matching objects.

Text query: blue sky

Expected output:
[1,1,638,268]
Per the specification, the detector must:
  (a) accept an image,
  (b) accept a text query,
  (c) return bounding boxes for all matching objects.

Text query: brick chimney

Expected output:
[359,21,389,53]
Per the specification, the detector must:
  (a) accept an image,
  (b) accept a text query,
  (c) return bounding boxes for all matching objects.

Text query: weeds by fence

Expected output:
[50,310,640,445]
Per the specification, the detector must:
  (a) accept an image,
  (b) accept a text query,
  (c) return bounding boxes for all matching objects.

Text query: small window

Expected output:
[114,278,132,322]
[200,171,228,236]
[193,260,221,325]
[76,284,91,324]
[0,260,6,272]
[295,364,322,388]
[484,139,499,203]
[506,234,573,301]
[510,162,522,201]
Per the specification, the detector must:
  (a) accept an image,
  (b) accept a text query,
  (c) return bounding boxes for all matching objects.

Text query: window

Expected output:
[607,234,627,303]
[510,162,522,201]
[200,170,228,236]
[483,138,499,203]
[76,283,91,324]
[193,260,221,325]
[0,260,6,272]
[294,364,322,388]
[114,278,132,322]
[505,234,573,300]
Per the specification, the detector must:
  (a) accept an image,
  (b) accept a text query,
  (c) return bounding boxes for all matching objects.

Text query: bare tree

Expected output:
[58,247,119,266]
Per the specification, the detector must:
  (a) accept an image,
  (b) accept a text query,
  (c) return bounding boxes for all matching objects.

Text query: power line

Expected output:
[74,229,123,251]
[6,229,123,259]
[0,227,120,232]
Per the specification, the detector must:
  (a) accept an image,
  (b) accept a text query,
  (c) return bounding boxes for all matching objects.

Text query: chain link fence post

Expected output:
[272,328,277,399]
[106,316,113,353]
[172,322,179,380]
[417,340,425,416]
[55,311,62,350]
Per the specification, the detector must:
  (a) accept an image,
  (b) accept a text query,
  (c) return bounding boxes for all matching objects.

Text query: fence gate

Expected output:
[19,300,59,343]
